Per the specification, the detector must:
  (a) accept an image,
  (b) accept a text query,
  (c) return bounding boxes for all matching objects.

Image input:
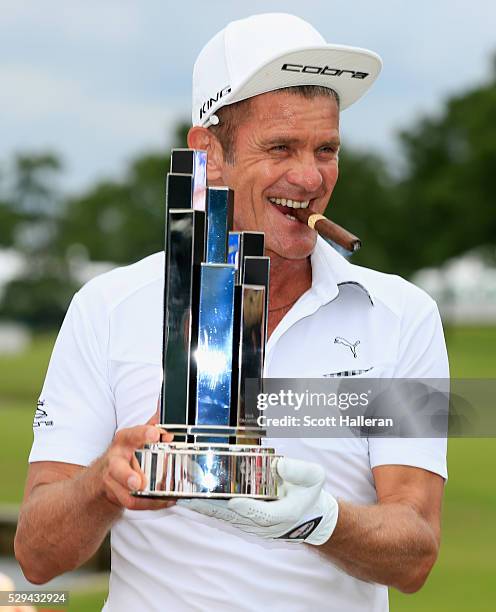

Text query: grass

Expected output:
[0,334,57,503]
[392,325,496,612]
[0,333,54,403]
[390,438,496,612]
[0,326,495,611]
[443,325,496,377]
[0,406,36,503]
[66,589,109,611]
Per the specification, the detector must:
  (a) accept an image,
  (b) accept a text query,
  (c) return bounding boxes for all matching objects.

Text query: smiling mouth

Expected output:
[268,197,310,209]
[268,197,311,222]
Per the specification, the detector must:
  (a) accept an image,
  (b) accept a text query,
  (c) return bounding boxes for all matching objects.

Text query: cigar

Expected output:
[292,207,361,253]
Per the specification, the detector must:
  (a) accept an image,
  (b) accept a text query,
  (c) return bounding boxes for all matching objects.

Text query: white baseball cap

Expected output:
[192,13,382,127]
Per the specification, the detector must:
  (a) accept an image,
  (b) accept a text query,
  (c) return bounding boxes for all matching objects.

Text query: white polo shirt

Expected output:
[30,237,449,612]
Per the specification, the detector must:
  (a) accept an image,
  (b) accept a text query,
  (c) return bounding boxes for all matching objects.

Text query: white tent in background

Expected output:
[413,251,496,324]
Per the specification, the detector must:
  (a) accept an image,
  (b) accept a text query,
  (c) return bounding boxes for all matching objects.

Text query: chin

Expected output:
[268,236,317,260]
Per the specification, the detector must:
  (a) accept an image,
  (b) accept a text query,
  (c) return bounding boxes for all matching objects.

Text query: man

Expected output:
[15,13,449,612]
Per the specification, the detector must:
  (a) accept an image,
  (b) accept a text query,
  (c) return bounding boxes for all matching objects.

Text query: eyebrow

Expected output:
[263,136,341,148]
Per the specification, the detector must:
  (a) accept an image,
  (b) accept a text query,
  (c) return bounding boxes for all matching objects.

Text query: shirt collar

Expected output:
[310,236,375,306]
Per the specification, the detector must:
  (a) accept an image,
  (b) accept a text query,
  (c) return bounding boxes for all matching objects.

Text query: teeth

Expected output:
[269,197,309,209]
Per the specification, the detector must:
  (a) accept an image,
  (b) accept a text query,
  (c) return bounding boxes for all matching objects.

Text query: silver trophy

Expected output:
[133,149,281,499]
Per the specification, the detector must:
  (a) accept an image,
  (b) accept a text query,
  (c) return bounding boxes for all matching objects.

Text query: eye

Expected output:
[317,145,339,159]
[270,144,288,152]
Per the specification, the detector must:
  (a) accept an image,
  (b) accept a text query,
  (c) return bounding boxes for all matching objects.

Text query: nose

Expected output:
[286,158,323,193]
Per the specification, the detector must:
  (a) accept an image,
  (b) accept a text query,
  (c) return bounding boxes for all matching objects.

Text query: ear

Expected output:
[187,127,224,183]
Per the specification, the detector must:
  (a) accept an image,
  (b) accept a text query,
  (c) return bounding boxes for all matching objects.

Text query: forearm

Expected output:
[316,500,439,593]
[15,457,121,584]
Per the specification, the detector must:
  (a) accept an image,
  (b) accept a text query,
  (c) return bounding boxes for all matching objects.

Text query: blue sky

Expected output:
[1,0,495,193]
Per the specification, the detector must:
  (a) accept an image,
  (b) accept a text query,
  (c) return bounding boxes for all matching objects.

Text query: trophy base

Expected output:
[133,441,281,500]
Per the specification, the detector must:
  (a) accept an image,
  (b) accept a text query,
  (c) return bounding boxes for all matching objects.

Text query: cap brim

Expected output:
[226,44,382,112]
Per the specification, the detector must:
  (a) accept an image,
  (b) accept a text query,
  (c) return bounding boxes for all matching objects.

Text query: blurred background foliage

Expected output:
[0,61,495,612]
[0,69,495,327]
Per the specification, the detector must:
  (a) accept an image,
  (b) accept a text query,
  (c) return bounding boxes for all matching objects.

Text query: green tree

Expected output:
[12,153,62,215]
[0,154,61,247]
[0,274,77,329]
[394,62,496,275]
[57,152,171,264]
[326,148,400,273]
[4,62,496,330]
[0,153,75,329]
[0,199,21,247]
[56,123,192,265]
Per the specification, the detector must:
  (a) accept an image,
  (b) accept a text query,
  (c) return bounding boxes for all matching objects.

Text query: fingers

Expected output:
[150,398,174,441]
[228,482,321,526]
[228,497,273,523]
[107,476,175,511]
[130,453,147,489]
[101,417,174,512]
[178,499,237,522]
[276,457,325,488]
[104,454,176,510]
[146,407,175,442]
[228,496,296,525]
[108,455,142,491]
[115,424,162,453]
[118,424,160,448]
[127,497,175,511]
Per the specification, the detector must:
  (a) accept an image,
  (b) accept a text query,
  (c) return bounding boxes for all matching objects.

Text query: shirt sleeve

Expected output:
[369,289,449,479]
[29,291,117,466]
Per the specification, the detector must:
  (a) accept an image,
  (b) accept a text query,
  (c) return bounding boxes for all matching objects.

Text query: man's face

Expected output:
[219,90,340,260]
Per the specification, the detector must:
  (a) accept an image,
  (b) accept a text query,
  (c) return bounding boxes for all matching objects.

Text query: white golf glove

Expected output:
[179,457,339,545]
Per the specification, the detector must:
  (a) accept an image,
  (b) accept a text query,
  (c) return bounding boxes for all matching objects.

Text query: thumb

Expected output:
[147,406,160,425]
[147,402,173,442]
[277,458,325,488]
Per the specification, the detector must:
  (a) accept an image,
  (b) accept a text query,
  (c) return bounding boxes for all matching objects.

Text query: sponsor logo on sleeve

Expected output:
[33,399,54,427]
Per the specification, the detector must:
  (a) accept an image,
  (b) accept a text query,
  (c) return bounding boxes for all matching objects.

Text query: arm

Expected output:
[317,287,448,589]
[15,460,119,585]
[15,420,173,585]
[181,458,444,594]
[317,465,444,593]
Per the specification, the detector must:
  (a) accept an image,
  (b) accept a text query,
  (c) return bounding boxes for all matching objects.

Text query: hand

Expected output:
[100,407,175,511]
[179,457,339,545]
[0,572,36,611]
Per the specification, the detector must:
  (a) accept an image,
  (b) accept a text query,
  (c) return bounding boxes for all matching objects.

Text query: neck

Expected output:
[266,251,312,338]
